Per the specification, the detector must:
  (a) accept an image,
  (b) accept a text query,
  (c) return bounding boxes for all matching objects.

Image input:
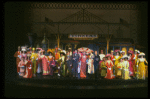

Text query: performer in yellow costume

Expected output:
[30,48,38,77]
[116,57,124,78]
[114,50,121,77]
[122,55,130,80]
[136,52,148,80]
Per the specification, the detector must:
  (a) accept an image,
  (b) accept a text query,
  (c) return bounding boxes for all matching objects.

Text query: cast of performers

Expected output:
[15,46,148,80]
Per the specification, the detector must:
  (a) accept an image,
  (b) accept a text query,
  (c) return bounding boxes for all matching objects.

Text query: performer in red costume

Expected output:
[110,50,115,64]
[105,54,115,79]
[128,50,134,79]
[14,46,21,74]
[23,52,33,78]
[80,51,87,79]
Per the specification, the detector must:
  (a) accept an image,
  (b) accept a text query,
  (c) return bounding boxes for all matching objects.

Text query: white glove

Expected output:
[108,68,111,70]
[58,67,60,69]
[32,57,34,59]
[136,65,138,67]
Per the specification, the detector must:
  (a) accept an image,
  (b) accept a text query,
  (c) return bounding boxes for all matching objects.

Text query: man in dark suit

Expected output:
[94,51,100,79]
[72,49,80,78]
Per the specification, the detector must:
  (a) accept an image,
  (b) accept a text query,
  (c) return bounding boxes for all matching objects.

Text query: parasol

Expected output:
[78,47,93,53]
[114,49,120,53]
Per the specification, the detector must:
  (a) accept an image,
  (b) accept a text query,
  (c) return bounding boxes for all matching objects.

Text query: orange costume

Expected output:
[14,51,21,73]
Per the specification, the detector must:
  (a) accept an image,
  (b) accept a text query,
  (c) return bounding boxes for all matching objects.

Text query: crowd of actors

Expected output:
[14,46,148,80]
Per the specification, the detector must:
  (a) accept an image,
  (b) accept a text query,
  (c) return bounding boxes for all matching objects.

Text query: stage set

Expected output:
[5,2,148,98]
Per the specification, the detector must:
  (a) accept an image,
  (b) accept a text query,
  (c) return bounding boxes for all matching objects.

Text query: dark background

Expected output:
[4,1,148,98]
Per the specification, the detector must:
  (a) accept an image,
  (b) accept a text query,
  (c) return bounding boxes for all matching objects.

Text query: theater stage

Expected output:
[4,73,148,98]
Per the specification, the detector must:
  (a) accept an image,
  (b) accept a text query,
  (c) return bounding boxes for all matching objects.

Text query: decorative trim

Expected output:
[29,3,138,10]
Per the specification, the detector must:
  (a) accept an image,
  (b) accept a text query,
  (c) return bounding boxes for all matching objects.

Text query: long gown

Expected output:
[105,60,114,79]
[116,62,124,77]
[99,60,103,74]
[137,58,148,80]
[128,56,134,77]
[47,55,53,74]
[49,59,57,76]
[80,55,87,78]
[30,52,38,75]
[122,61,130,80]
[114,55,120,76]
[100,61,107,77]
[14,51,21,73]
[59,56,66,77]
[23,60,32,78]
[41,55,49,75]
[132,54,138,77]
[88,58,94,74]
[18,60,28,76]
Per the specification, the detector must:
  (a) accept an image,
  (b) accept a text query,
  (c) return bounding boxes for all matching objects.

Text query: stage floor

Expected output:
[4,73,148,98]
[6,73,148,89]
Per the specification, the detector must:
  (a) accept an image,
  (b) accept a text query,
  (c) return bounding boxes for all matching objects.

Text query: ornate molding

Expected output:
[28,3,138,10]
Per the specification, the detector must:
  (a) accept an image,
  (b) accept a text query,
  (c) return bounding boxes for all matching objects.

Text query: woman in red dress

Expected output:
[14,46,21,74]
[128,50,134,79]
[41,50,49,75]
[80,52,87,79]
[105,54,114,79]
[23,53,33,78]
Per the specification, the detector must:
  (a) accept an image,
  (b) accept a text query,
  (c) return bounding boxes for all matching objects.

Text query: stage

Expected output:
[4,73,148,98]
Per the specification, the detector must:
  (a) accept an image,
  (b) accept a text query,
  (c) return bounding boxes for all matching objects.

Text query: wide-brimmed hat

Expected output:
[60,50,66,55]
[135,49,140,54]
[122,55,128,59]
[138,52,145,56]
[21,46,27,51]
